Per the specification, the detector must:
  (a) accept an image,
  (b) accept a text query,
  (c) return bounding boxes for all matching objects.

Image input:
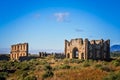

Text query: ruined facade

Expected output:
[65,38,110,60]
[10,43,28,60]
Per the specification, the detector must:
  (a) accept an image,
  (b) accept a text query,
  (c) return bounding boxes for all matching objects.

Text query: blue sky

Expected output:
[0,0,120,53]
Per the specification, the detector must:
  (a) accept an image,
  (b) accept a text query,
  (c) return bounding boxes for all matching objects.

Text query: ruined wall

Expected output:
[65,38,110,60]
[10,43,28,60]
[88,39,110,60]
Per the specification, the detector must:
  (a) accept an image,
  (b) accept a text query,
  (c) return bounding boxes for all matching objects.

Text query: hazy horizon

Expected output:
[0,0,120,53]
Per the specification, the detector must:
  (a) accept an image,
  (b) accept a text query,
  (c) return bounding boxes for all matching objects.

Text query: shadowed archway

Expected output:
[72,47,79,59]
[67,53,70,58]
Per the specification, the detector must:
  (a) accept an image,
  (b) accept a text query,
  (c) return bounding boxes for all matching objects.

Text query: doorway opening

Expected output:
[72,47,79,59]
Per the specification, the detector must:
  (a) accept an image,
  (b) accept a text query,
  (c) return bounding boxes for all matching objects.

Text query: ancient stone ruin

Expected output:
[10,43,28,60]
[39,52,65,59]
[65,38,110,60]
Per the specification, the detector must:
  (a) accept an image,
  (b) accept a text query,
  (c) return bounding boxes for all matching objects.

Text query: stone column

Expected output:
[70,50,73,59]
[14,45,16,51]
[10,54,12,60]
[79,52,81,59]
[16,45,17,51]
[13,45,15,51]
[24,44,26,51]
[19,45,21,51]
[22,44,24,51]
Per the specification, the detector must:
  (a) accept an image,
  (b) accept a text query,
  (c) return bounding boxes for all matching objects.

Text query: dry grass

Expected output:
[4,57,120,80]
[47,68,107,80]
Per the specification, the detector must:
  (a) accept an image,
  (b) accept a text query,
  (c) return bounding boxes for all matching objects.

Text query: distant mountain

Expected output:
[110,45,120,52]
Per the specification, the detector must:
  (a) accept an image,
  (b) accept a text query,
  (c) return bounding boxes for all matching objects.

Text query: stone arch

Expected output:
[66,53,70,58]
[72,47,79,59]
[81,53,84,59]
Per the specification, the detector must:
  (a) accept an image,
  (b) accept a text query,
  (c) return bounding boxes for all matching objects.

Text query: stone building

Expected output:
[10,43,28,60]
[65,38,110,60]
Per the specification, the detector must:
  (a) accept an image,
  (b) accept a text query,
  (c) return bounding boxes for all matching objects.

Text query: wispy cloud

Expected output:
[54,12,69,22]
[75,29,84,32]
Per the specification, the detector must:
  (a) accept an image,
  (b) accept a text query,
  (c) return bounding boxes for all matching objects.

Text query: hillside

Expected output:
[111,45,120,52]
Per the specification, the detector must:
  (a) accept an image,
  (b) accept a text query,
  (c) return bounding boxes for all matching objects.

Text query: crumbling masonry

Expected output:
[10,43,28,60]
[65,38,110,60]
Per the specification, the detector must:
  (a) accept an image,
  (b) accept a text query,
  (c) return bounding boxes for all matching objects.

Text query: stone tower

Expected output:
[64,38,110,60]
[10,43,28,60]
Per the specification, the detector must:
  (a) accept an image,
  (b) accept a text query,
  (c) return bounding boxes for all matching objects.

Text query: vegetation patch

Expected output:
[42,64,54,79]
[103,72,120,80]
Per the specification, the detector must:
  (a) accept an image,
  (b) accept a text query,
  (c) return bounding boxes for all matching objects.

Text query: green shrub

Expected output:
[17,71,28,80]
[39,60,47,65]
[102,61,108,65]
[100,66,111,72]
[0,61,11,71]
[24,75,37,80]
[103,72,120,80]
[63,59,70,64]
[83,62,90,67]
[112,60,120,67]
[88,59,94,64]
[42,64,54,79]
[60,64,70,69]
[69,59,75,63]
[21,71,28,79]
[18,62,30,71]
[95,64,102,68]
[44,64,52,71]
[69,59,84,64]
[42,71,54,79]
[0,72,8,80]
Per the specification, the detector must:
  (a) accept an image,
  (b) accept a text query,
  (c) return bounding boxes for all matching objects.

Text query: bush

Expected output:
[112,60,120,67]
[24,75,37,80]
[18,62,30,71]
[39,60,47,65]
[60,64,70,69]
[44,64,52,71]
[42,71,54,79]
[17,71,28,80]
[100,66,111,72]
[69,59,84,64]
[95,64,102,68]
[83,61,90,67]
[103,72,120,80]
[0,61,11,71]
[63,59,70,64]
[0,72,8,80]
[21,71,28,79]
[42,64,54,79]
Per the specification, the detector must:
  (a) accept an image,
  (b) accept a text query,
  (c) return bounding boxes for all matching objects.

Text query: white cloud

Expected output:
[54,12,69,22]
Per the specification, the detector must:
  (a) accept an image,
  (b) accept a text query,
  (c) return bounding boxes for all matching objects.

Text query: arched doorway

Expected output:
[72,47,79,59]
[67,53,70,58]
[81,53,84,59]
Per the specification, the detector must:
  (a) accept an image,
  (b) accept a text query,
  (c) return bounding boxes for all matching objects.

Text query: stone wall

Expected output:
[39,52,65,59]
[65,38,110,60]
[10,43,28,60]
